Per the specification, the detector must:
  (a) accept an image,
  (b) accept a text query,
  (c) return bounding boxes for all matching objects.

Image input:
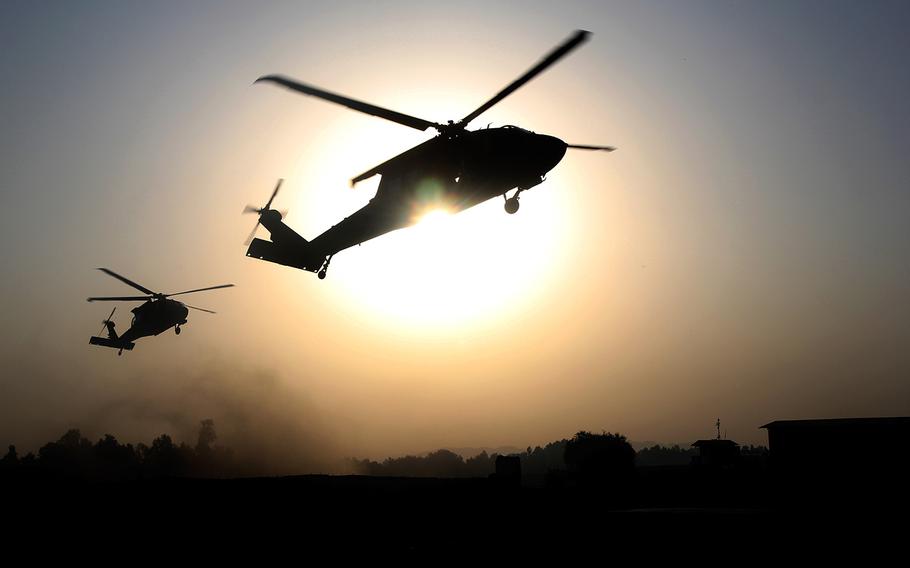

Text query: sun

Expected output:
[321,185,571,333]
[282,121,574,333]
[416,208,453,227]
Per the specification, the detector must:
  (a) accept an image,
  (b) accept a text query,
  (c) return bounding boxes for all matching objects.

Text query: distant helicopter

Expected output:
[87,268,234,355]
[245,29,614,279]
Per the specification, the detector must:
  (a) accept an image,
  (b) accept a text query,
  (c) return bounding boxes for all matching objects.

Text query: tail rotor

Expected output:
[97,307,116,336]
[243,178,286,244]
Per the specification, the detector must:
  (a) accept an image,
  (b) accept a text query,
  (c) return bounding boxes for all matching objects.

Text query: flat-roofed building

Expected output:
[761,417,910,505]
[691,439,740,468]
[761,417,910,472]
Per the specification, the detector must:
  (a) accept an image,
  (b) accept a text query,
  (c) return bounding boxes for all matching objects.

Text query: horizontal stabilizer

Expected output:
[246,238,320,273]
[89,336,135,350]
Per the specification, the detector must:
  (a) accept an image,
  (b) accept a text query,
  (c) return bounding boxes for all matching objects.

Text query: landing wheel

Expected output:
[504,197,520,214]
[317,254,332,280]
[175,325,181,335]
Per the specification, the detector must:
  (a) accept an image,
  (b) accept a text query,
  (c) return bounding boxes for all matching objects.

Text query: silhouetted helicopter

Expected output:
[86,268,234,355]
[246,29,614,279]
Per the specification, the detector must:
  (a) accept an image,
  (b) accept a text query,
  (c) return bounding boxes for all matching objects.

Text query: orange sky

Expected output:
[2,1,909,466]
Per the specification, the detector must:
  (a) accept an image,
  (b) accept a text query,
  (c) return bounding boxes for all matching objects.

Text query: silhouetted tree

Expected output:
[93,434,139,480]
[142,434,187,477]
[196,419,217,453]
[350,449,497,478]
[38,429,93,478]
[520,439,569,476]
[564,431,635,485]
[465,451,495,476]
[636,444,696,467]
[1,445,18,466]
[739,444,769,456]
[190,419,235,477]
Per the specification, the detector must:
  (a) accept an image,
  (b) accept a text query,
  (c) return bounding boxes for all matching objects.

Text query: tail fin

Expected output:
[104,320,119,340]
[88,308,132,350]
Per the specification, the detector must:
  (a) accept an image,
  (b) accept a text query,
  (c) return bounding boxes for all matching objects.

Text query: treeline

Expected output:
[350,432,642,479]
[636,444,697,466]
[2,424,768,481]
[0,419,239,480]
[352,435,768,478]
[348,439,572,478]
[349,449,497,478]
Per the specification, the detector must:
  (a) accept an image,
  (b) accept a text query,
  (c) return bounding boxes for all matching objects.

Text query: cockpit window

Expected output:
[503,125,534,133]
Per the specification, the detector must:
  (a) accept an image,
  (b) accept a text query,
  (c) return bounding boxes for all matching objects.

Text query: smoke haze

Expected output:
[0,357,344,474]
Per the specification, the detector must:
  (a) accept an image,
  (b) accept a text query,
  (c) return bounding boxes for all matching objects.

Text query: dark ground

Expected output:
[3,471,904,557]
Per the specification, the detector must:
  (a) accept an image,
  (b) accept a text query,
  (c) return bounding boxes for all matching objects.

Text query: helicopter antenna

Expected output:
[716,418,721,440]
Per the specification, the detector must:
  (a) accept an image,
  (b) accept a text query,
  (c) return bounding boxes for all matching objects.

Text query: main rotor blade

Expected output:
[256,75,442,132]
[87,296,150,302]
[264,178,283,211]
[460,30,591,127]
[96,268,155,295]
[567,144,616,151]
[184,304,216,314]
[166,284,235,297]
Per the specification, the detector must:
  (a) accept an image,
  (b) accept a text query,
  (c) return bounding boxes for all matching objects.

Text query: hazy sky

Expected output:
[2,0,909,467]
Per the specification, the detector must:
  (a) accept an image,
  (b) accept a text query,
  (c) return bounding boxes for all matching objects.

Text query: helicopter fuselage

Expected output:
[115,299,189,344]
[246,30,613,278]
[248,126,567,273]
[87,267,232,353]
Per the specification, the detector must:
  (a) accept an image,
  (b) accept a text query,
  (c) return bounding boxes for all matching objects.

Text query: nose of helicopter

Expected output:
[536,134,568,174]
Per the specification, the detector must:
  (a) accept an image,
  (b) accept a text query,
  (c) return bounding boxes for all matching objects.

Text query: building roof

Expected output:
[761,417,910,429]
[691,439,738,447]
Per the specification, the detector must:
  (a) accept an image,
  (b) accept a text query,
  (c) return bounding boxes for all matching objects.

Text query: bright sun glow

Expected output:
[417,208,453,227]
[330,191,570,332]
[285,121,574,333]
